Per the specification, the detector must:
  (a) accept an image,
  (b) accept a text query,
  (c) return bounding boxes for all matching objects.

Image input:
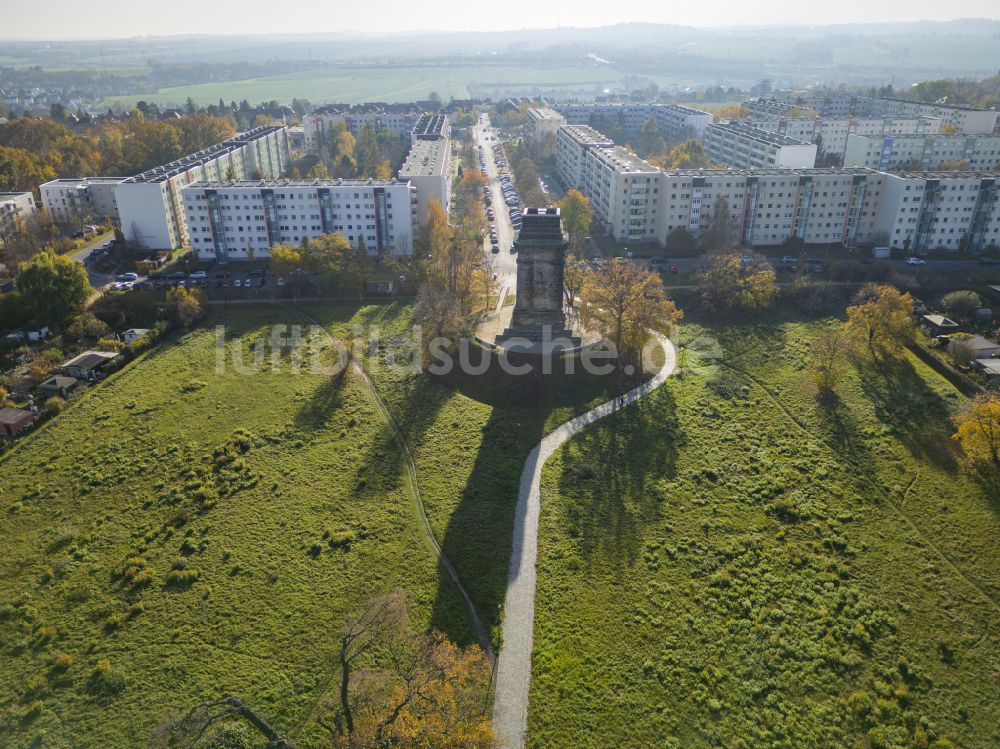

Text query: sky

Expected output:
[2,0,998,39]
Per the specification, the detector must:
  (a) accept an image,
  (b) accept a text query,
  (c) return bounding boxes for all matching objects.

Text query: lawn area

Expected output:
[301,302,652,650]
[530,311,1000,748]
[0,304,463,747]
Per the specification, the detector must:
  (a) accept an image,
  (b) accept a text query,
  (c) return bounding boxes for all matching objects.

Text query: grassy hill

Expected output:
[530,313,1000,748]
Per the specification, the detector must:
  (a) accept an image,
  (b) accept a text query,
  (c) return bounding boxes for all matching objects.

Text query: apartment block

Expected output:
[181,179,417,262]
[0,192,38,234]
[398,138,452,226]
[303,104,425,153]
[525,108,568,158]
[554,103,713,141]
[115,125,290,250]
[745,115,942,160]
[874,171,1000,253]
[704,122,818,169]
[554,125,614,190]
[39,177,123,225]
[844,133,1000,171]
[793,94,997,135]
[585,146,663,244]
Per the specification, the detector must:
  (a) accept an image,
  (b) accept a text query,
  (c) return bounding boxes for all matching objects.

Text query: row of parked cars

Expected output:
[492,142,508,171]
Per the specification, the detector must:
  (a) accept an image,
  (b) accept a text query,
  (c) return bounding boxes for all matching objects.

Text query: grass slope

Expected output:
[530,313,1000,748]
[0,305,452,748]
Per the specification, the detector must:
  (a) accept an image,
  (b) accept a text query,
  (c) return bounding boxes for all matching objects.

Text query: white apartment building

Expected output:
[39,177,123,225]
[745,115,942,160]
[115,125,290,250]
[0,192,38,234]
[874,171,1000,253]
[793,94,998,135]
[181,179,418,263]
[398,138,452,226]
[554,125,614,190]
[585,146,663,244]
[704,122,818,169]
[844,133,1000,171]
[554,103,713,140]
[524,108,567,158]
[303,105,425,153]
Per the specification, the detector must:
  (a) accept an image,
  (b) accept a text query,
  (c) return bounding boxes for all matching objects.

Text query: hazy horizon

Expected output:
[3,1,999,41]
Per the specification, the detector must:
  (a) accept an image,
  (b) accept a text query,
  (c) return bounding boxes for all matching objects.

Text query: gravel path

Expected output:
[492,335,678,749]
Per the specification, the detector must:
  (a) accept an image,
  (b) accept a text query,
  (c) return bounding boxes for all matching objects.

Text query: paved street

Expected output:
[68,231,116,289]
[474,115,518,289]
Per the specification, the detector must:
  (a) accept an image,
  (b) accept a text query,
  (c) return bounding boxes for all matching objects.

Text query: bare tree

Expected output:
[153,695,295,748]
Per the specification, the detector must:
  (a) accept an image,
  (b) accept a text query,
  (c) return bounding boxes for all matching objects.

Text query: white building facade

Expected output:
[303,105,425,153]
[745,115,943,161]
[554,125,615,190]
[0,191,39,234]
[525,108,568,158]
[554,103,713,141]
[181,179,417,262]
[704,122,818,169]
[39,177,123,225]
[844,134,1000,171]
[789,94,997,135]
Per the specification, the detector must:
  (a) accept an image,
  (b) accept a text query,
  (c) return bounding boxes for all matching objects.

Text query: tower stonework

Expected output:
[497,207,578,348]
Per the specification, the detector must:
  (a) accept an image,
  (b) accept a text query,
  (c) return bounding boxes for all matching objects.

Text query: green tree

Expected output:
[558,189,592,257]
[696,251,776,314]
[844,283,914,362]
[665,227,697,254]
[939,290,982,321]
[699,197,735,251]
[16,251,93,326]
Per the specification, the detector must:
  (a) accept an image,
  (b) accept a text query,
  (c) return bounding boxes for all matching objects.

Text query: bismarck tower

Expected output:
[496,207,580,350]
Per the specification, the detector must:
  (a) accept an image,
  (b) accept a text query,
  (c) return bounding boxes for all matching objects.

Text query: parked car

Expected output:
[116,272,138,282]
[781,255,797,264]
[233,278,243,288]
[905,256,926,265]
[167,271,187,281]
[189,270,208,280]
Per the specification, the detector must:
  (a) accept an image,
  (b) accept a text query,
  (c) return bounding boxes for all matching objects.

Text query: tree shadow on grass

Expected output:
[553,388,683,569]
[856,355,961,471]
[293,362,350,429]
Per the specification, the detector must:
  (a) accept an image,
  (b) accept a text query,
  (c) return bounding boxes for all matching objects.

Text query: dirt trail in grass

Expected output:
[297,311,493,656]
[723,359,1000,617]
[492,335,678,749]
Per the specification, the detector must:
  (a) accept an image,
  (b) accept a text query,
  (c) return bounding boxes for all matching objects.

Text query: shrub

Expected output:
[165,568,200,587]
[43,396,66,417]
[51,653,74,673]
[23,674,47,700]
[90,659,126,695]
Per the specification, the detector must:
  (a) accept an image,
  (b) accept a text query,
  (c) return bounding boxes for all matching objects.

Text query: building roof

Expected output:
[120,125,286,185]
[412,113,449,138]
[399,140,449,177]
[973,359,1000,375]
[61,350,120,370]
[961,335,1000,351]
[559,125,615,148]
[709,121,813,147]
[0,407,33,425]
[922,314,959,327]
[183,178,411,190]
[123,328,151,336]
[39,375,79,389]
[594,146,660,174]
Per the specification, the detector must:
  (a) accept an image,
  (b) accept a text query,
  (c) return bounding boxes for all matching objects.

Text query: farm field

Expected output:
[101,63,626,109]
[0,304,467,747]
[530,313,1000,748]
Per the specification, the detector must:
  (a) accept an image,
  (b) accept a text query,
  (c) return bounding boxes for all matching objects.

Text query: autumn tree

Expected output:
[939,290,982,321]
[563,257,590,311]
[810,327,850,396]
[316,590,494,749]
[844,283,914,362]
[165,286,204,329]
[953,393,1000,467]
[695,251,776,314]
[558,189,592,257]
[16,250,93,326]
[580,259,683,370]
[330,123,358,177]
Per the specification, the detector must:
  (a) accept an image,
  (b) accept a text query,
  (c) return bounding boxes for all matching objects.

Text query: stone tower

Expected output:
[497,207,578,347]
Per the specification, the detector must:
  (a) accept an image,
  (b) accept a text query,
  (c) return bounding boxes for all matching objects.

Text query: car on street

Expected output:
[905,256,926,265]
[116,272,138,282]
[233,278,243,288]
[189,270,208,280]
[167,271,187,281]
[781,255,797,264]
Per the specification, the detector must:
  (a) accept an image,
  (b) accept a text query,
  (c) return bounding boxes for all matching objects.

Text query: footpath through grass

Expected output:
[530,312,1000,748]
[0,304,447,747]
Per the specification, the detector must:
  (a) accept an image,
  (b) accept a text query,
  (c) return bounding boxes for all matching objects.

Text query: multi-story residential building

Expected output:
[657,167,886,248]
[411,113,450,143]
[181,179,417,262]
[874,171,1000,253]
[0,192,38,234]
[524,108,567,158]
[704,122,818,169]
[115,125,290,250]
[743,97,818,119]
[303,104,425,153]
[789,94,997,135]
[554,103,713,141]
[554,125,614,190]
[844,133,1000,171]
[398,138,452,226]
[39,177,123,225]
[585,146,663,244]
[745,115,942,160]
